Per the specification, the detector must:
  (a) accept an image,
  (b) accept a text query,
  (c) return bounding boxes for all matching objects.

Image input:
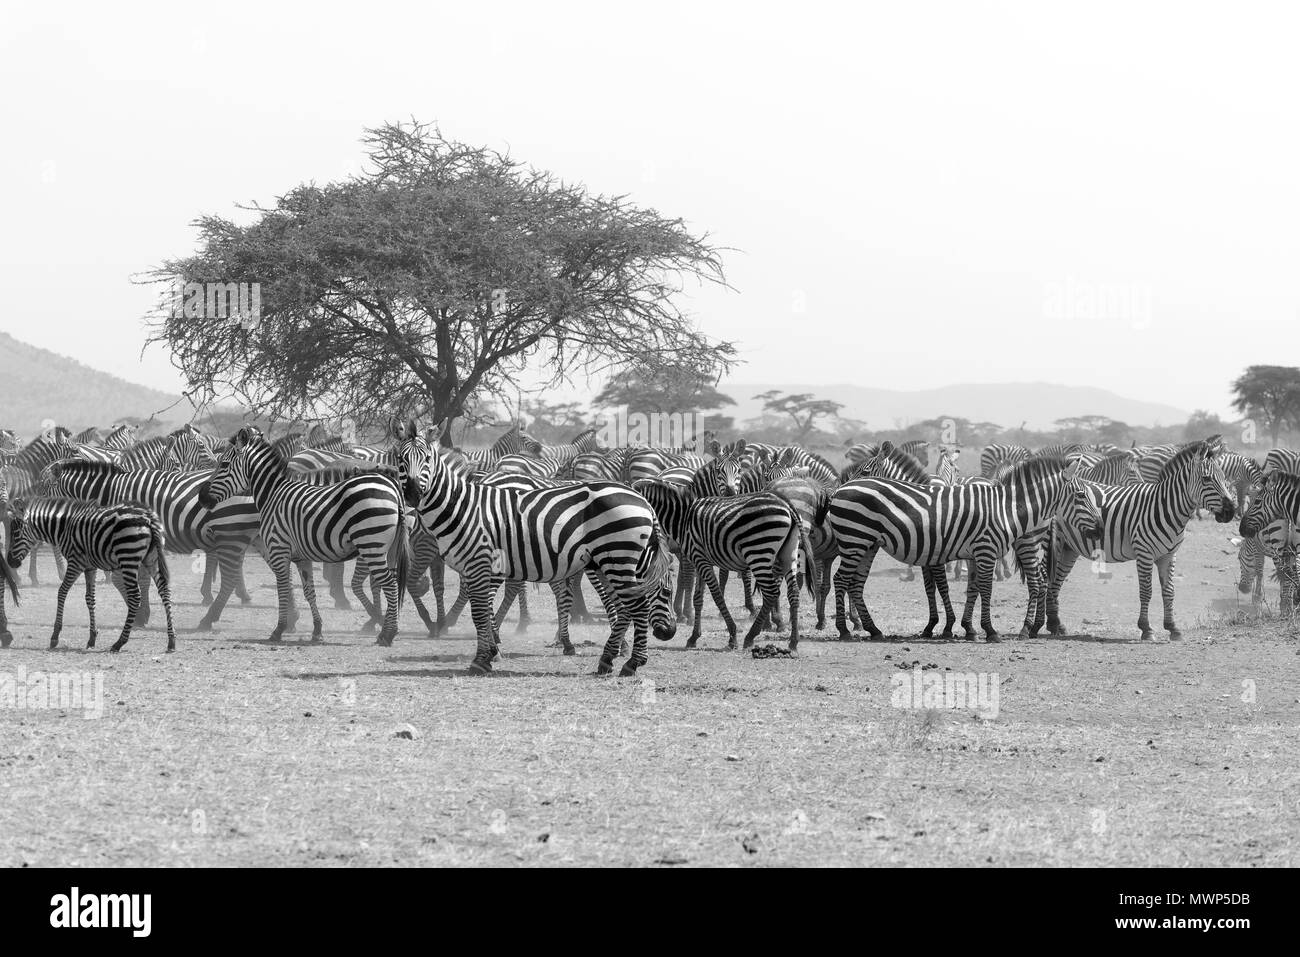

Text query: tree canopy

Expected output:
[1231,365,1300,447]
[146,121,736,435]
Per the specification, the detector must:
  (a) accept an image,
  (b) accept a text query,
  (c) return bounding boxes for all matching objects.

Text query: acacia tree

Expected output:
[593,365,735,416]
[146,121,735,441]
[754,391,843,444]
[1231,365,1300,448]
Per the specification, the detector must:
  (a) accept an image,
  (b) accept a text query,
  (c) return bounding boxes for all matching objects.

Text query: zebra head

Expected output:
[4,497,33,568]
[392,419,433,507]
[693,444,742,496]
[1240,471,1300,538]
[162,425,217,472]
[1197,443,1236,523]
[198,427,264,508]
[1059,486,1104,553]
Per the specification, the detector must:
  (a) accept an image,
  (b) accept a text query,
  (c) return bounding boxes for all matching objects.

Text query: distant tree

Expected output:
[753,391,844,444]
[594,366,736,416]
[520,398,588,443]
[147,120,735,443]
[1183,409,1226,442]
[1231,365,1300,448]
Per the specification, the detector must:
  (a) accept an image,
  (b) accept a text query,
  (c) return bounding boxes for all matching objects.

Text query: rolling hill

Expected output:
[0,332,183,435]
[721,382,1190,432]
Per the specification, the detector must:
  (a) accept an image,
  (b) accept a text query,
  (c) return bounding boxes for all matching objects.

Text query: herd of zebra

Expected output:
[0,420,1298,675]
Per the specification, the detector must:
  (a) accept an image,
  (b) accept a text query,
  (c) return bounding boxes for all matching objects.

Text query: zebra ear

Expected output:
[1064,459,1081,480]
[234,427,255,448]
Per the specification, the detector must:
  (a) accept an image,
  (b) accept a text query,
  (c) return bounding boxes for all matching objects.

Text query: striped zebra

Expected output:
[44,459,259,629]
[199,427,409,645]
[395,421,674,675]
[1047,439,1236,641]
[1240,470,1300,536]
[635,478,814,651]
[1219,451,1263,512]
[571,447,632,483]
[1133,443,1181,482]
[1236,520,1300,614]
[461,422,543,473]
[829,455,1084,641]
[536,428,602,476]
[102,424,140,450]
[72,427,103,445]
[161,424,222,470]
[1263,448,1300,475]
[934,445,1017,583]
[492,450,556,478]
[4,497,176,652]
[979,443,1030,479]
[623,446,709,484]
[1080,449,1141,485]
[9,435,81,583]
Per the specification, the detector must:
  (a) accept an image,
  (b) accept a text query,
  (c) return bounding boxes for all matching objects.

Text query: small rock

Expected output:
[391,724,418,740]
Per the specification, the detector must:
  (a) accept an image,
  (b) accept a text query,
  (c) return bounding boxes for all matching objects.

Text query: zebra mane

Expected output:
[998,454,1073,486]
[871,442,930,483]
[48,458,127,478]
[12,495,104,515]
[1155,440,1213,481]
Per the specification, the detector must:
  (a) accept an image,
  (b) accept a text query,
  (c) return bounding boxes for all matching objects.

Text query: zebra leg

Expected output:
[195,545,242,630]
[616,593,653,677]
[464,565,498,674]
[743,572,777,649]
[959,561,982,638]
[351,563,381,632]
[51,563,80,649]
[784,568,801,651]
[700,563,739,649]
[548,579,576,655]
[1045,545,1080,636]
[495,582,521,630]
[444,587,469,630]
[1135,555,1155,640]
[515,586,531,633]
[899,562,914,583]
[851,550,881,639]
[765,569,784,631]
[200,550,218,604]
[815,557,833,630]
[266,551,296,642]
[325,561,351,610]
[568,572,594,624]
[1155,553,1180,641]
[295,560,324,641]
[975,553,999,641]
[675,559,694,624]
[83,567,98,649]
[596,586,633,675]
[376,557,402,648]
[932,565,956,638]
[28,548,40,587]
[918,566,940,637]
[743,569,757,616]
[151,560,178,653]
[112,569,142,653]
[0,569,9,647]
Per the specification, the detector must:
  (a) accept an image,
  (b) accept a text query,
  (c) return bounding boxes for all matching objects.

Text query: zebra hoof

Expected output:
[109,639,127,653]
[940,628,954,639]
[467,659,492,675]
[199,594,213,606]
[311,633,324,643]
[238,594,253,605]
[866,628,884,641]
[595,657,614,676]
[1168,629,1183,642]
[359,621,377,634]
[0,630,10,648]
[267,632,284,643]
[49,636,59,650]
[726,639,738,651]
[514,621,530,634]
[1017,627,1032,640]
[617,662,640,677]
[333,599,352,611]
[836,627,854,641]
[985,631,1001,643]
[685,637,699,648]
[562,645,576,656]
[1139,630,1153,641]
[86,633,97,649]
[963,629,978,641]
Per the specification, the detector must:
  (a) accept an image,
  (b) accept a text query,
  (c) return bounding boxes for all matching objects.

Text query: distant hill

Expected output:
[721,382,1190,432]
[0,332,183,435]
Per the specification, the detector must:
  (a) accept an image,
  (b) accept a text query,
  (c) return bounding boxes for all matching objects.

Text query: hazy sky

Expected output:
[3,1,1296,419]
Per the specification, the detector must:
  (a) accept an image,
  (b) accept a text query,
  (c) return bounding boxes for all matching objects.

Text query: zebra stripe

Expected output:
[1237,519,1300,613]
[4,497,175,652]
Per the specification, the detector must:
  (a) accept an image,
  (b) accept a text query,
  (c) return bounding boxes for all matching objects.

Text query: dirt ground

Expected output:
[1,515,1295,867]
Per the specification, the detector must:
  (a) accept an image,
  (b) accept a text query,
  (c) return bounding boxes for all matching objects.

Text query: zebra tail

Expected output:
[390,518,410,611]
[1046,520,1058,592]
[799,515,819,599]
[1011,547,1028,584]
[146,509,170,590]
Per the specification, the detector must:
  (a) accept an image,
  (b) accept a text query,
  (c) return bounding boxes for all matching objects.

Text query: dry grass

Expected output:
[0,517,1295,867]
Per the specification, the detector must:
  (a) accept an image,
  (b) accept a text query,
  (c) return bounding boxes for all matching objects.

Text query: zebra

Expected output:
[1219,451,1263,512]
[829,455,1085,641]
[1046,438,1236,641]
[1080,449,1141,485]
[1133,443,1182,482]
[623,446,709,484]
[1236,519,1300,614]
[43,458,259,629]
[1263,448,1300,475]
[161,424,221,471]
[493,450,556,478]
[1240,470,1300,537]
[979,443,1030,479]
[72,427,103,445]
[571,447,633,483]
[461,421,543,473]
[394,421,674,676]
[4,497,176,652]
[536,428,603,476]
[9,434,81,583]
[199,427,409,645]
